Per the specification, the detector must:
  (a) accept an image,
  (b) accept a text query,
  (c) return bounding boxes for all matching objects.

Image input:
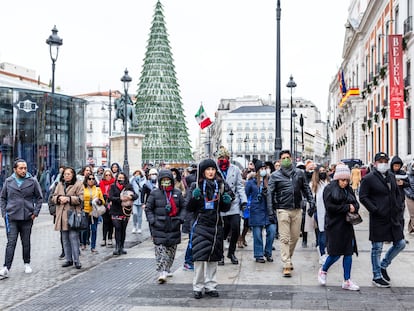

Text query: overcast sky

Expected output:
[1,0,350,146]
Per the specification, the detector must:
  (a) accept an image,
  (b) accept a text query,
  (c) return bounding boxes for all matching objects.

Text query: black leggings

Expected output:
[112,217,129,247]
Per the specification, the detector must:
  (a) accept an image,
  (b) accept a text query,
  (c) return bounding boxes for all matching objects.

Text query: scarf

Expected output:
[100,177,115,195]
[164,185,177,217]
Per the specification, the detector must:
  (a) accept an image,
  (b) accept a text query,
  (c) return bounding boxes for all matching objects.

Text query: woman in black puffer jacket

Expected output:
[186,159,233,299]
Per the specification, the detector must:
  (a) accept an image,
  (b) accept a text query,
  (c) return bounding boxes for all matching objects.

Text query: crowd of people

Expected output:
[0,149,413,297]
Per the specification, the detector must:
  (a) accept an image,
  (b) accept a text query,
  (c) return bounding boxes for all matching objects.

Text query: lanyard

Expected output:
[203,180,218,203]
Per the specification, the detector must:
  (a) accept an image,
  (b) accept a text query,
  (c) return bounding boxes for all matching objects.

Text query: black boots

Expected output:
[113,243,127,255]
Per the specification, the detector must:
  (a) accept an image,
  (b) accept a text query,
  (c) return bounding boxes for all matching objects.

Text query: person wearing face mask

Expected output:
[216,146,247,265]
[245,159,276,263]
[145,170,186,284]
[108,172,138,256]
[130,169,146,234]
[170,168,186,197]
[142,168,159,207]
[309,166,330,265]
[359,152,406,288]
[268,149,315,277]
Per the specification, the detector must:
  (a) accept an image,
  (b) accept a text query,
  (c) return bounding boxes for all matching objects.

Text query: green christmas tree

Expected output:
[135,0,193,165]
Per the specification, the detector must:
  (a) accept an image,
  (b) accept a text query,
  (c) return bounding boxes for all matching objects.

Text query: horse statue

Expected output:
[114,94,138,129]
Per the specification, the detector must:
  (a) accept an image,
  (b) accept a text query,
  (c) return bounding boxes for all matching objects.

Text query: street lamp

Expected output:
[121,69,132,178]
[101,90,113,165]
[274,0,282,161]
[46,25,63,94]
[300,113,304,160]
[229,130,234,159]
[287,75,297,153]
[244,135,249,168]
[253,143,257,157]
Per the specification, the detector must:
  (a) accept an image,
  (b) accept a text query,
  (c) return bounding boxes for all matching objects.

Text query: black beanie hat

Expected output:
[199,159,218,175]
[252,158,265,172]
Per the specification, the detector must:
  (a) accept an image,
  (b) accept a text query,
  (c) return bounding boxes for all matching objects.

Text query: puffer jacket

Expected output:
[52,180,84,231]
[245,177,274,227]
[268,166,314,210]
[145,170,186,246]
[0,174,43,220]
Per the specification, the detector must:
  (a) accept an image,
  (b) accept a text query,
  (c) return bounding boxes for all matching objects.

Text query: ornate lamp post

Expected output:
[46,25,63,94]
[121,69,132,178]
[274,0,282,160]
[300,113,304,160]
[287,75,297,153]
[229,129,234,159]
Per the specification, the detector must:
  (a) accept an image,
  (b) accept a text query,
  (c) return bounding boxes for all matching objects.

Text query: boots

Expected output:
[120,243,127,255]
[113,244,121,256]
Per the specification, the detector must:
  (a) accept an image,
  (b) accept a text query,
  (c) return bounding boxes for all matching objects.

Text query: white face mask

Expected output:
[377,163,389,174]
[266,168,271,175]
[260,170,267,177]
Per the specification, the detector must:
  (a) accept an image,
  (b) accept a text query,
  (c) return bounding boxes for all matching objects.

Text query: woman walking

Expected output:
[99,169,115,246]
[318,164,360,290]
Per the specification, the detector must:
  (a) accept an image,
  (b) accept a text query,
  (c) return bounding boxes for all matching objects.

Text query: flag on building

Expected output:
[195,104,212,129]
[338,70,347,97]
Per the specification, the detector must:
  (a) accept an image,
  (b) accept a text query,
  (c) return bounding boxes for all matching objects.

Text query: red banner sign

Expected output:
[388,35,404,119]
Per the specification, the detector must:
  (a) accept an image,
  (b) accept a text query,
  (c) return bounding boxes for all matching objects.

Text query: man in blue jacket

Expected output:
[0,159,43,278]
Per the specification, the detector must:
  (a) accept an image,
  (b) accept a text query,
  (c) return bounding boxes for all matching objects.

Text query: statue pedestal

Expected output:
[110,133,145,175]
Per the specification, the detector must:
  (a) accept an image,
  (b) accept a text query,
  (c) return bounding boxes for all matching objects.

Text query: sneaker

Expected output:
[372,278,390,288]
[0,266,9,278]
[158,271,167,284]
[100,240,106,247]
[24,264,32,274]
[342,279,360,291]
[319,254,328,265]
[183,263,194,271]
[166,271,173,277]
[137,229,142,234]
[381,268,391,282]
[283,267,292,277]
[318,268,327,285]
[132,227,137,234]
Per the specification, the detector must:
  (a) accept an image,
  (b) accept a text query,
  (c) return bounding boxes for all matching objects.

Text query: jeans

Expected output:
[322,254,352,280]
[81,216,98,249]
[62,229,81,264]
[3,219,33,269]
[317,230,326,256]
[132,204,143,230]
[371,239,406,279]
[184,234,193,265]
[252,224,276,258]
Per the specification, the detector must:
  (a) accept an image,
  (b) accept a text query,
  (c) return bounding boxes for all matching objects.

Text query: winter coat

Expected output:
[268,166,315,210]
[83,185,105,214]
[145,170,186,246]
[350,168,361,191]
[130,175,145,206]
[0,174,43,220]
[52,181,84,231]
[323,181,359,256]
[219,164,247,216]
[404,162,414,200]
[245,177,274,227]
[108,182,137,217]
[186,179,232,262]
[310,180,329,232]
[359,168,404,242]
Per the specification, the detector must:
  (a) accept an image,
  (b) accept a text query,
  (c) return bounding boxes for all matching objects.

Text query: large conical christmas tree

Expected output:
[135,0,193,165]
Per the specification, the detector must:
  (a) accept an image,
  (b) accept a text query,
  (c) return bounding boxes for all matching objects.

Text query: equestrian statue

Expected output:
[114,94,138,129]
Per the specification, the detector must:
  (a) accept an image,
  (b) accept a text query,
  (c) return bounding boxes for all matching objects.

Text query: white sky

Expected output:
[0,0,350,147]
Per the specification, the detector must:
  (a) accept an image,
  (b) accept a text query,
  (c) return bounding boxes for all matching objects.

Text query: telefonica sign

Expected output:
[16,96,39,112]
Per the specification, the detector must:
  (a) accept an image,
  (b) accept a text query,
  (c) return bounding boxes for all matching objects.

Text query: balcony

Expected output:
[404,16,413,37]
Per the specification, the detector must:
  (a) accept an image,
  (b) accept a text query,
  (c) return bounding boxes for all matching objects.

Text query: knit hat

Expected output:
[253,158,265,172]
[333,164,351,180]
[148,168,158,176]
[199,159,218,175]
[217,146,230,159]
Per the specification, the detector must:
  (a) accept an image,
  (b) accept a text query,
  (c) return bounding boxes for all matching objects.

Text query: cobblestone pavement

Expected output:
[1,204,414,310]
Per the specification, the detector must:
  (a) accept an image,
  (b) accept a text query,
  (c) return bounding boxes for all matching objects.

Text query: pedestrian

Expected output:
[95,166,105,186]
[81,174,105,253]
[359,152,406,288]
[404,160,414,234]
[99,169,115,246]
[216,146,247,265]
[390,156,410,234]
[145,169,186,284]
[108,172,137,256]
[142,168,159,204]
[268,149,315,277]
[130,169,146,234]
[317,164,360,291]
[110,162,121,180]
[350,164,362,195]
[245,159,276,263]
[309,165,330,265]
[0,159,43,278]
[186,158,233,299]
[52,167,84,269]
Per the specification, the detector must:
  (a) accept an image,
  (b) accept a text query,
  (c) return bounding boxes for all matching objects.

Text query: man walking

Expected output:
[359,152,406,288]
[217,146,247,265]
[0,159,43,278]
[268,150,315,277]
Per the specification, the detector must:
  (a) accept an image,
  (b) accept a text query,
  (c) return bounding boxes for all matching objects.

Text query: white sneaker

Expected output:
[158,271,167,284]
[166,271,173,277]
[24,264,32,274]
[137,229,142,234]
[0,266,9,278]
[319,254,328,265]
[342,279,360,291]
[318,268,327,285]
[132,227,137,234]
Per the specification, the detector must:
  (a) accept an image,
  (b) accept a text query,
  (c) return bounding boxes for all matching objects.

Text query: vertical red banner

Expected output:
[388,35,404,119]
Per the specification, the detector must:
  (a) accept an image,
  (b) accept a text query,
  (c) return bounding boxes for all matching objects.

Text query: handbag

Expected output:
[67,209,89,230]
[120,189,134,217]
[91,198,106,218]
[345,211,363,225]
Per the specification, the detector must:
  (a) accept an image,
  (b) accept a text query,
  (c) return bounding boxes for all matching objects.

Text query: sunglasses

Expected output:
[88,177,95,181]
[105,174,111,176]
[117,179,125,182]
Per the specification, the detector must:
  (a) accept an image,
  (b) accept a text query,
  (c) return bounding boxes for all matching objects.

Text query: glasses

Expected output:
[117,179,125,182]
[105,174,111,176]
[88,177,95,180]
